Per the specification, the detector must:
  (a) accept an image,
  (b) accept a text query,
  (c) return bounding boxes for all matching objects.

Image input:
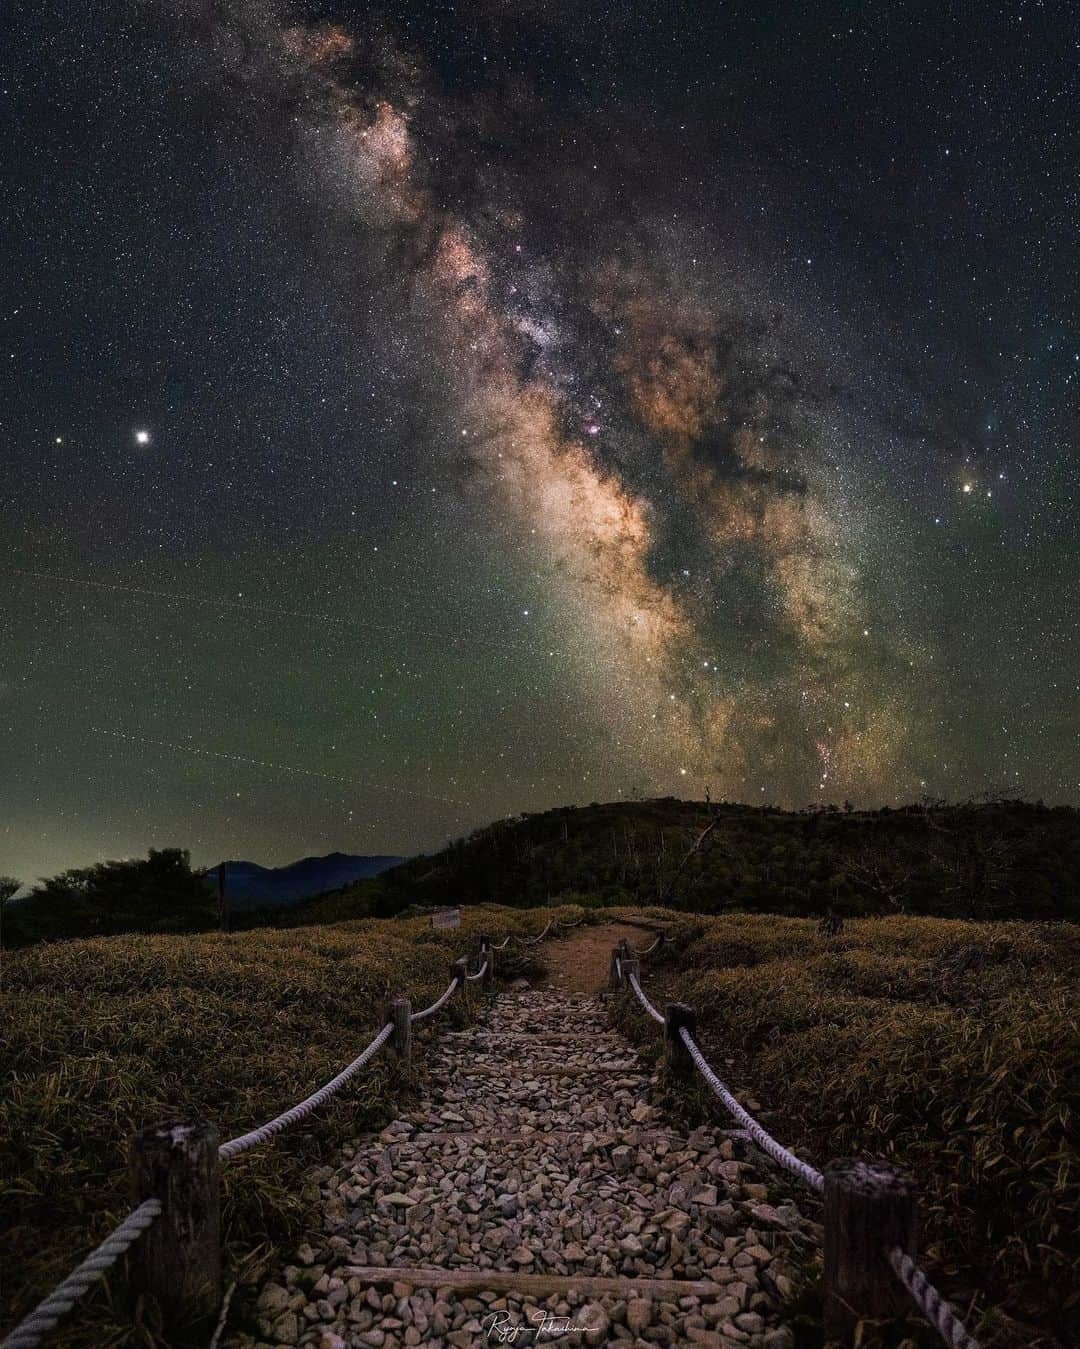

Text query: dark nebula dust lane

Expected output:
[2,0,1077,877]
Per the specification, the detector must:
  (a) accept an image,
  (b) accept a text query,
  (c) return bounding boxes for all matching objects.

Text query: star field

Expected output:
[1,0,1077,880]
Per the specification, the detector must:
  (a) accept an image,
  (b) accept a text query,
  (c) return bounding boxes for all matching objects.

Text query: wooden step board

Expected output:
[340,1264,728,1300]
[372,1128,735,1146]
[441,1032,625,1043]
[446,1064,648,1079]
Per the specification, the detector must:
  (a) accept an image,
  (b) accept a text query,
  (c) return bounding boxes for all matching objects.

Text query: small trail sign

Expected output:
[431,907,461,930]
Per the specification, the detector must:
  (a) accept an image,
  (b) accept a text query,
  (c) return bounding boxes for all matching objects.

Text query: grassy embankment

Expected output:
[609,907,1078,1348]
[1,903,574,1346]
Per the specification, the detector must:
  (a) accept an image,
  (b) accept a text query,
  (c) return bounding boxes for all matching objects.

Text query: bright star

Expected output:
[134,429,151,445]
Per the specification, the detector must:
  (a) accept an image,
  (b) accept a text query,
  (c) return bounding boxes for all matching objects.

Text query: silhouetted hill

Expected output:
[304,797,1080,924]
[1,850,405,946]
[215,852,403,910]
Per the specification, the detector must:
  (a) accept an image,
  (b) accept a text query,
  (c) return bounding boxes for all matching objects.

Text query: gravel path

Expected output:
[229,978,815,1348]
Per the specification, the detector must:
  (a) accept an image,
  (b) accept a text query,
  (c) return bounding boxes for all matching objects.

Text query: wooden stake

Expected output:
[451,956,469,1007]
[664,1002,696,1081]
[823,1158,916,1342]
[387,997,412,1061]
[129,1119,221,1340]
[481,943,494,994]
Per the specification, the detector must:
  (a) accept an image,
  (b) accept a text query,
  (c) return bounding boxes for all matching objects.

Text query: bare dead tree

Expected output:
[657,815,721,907]
[847,847,914,913]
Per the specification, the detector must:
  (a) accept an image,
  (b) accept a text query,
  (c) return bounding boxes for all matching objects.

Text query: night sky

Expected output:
[2,1,1077,882]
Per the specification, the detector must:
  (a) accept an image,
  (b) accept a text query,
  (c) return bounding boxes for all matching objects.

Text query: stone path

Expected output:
[230,951,815,1349]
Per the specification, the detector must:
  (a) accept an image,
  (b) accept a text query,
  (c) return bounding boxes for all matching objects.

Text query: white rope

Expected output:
[889,1248,981,1349]
[557,917,583,928]
[627,971,665,1023]
[2,1198,163,1349]
[466,959,489,982]
[492,936,511,949]
[219,1022,394,1159]
[679,1027,825,1193]
[637,933,663,955]
[411,976,459,1022]
[623,969,978,1349]
[514,920,552,946]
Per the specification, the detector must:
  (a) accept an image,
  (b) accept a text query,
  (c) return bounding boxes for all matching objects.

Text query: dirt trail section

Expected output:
[229,935,813,1349]
[537,923,654,995]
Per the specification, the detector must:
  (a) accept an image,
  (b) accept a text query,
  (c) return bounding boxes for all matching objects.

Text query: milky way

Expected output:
[218,7,919,802]
[3,0,1076,876]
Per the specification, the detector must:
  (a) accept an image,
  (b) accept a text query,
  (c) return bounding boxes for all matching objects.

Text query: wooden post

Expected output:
[622,953,641,987]
[130,1119,221,1338]
[451,956,469,1007]
[387,997,412,1061]
[481,943,494,994]
[664,1002,696,1081]
[823,1158,916,1342]
[608,945,624,991]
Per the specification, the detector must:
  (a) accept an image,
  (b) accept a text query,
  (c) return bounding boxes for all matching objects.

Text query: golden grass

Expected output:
[609,907,1079,1345]
[0,904,575,1345]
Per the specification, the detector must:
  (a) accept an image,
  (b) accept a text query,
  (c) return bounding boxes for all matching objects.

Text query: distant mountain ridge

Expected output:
[214,852,404,910]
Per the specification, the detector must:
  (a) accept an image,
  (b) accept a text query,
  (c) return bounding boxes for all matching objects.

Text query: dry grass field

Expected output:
[0,904,569,1346]
[610,907,1079,1346]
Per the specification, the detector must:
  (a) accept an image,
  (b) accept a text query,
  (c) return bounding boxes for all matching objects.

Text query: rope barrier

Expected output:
[627,970,665,1024]
[492,936,511,949]
[636,933,664,955]
[5,956,473,1346]
[411,976,460,1023]
[6,930,982,1349]
[618,959,982,1349]
[2,1199,163,1349]
[219,1022,394,1159]
[678,1026,825,1192]
[513,919,553,946]
[889,1248,981,1349]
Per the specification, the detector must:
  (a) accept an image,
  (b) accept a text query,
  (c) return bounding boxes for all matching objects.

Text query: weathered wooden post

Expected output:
[129,1119,221,1338]
[387,997,412,1062]
[481,943,494,994]
[664,1002,696,1081]
[451,956,469,1008]
[622,952,641,988]
[823,1158,916,1342]
[608,945,624,991]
